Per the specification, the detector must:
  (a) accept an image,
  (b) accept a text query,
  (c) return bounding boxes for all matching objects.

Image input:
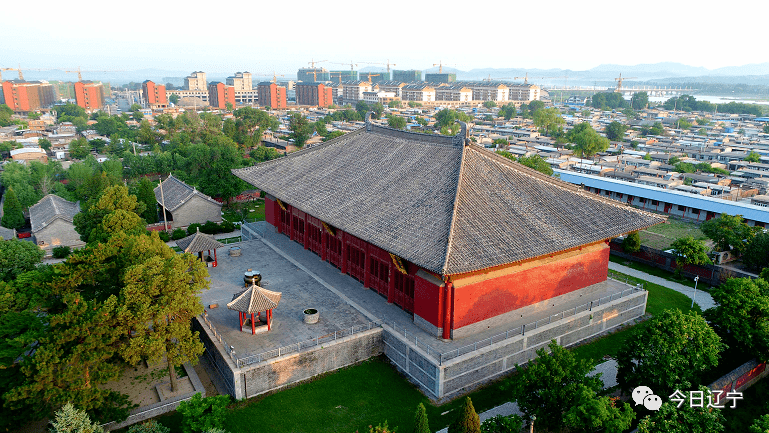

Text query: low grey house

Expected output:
[0,226,16,240]
[154,175,222,229]
[29,194,83,251]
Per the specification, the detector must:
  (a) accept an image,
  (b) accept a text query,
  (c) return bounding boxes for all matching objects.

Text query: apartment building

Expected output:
[142,80,168,109]
[1,81,55,112]
[208,82,236,109]
[257,82,287,109]
[296,82,334,107]
[341,81,372,103]
[74,81,104,110]
[401,83,436,102]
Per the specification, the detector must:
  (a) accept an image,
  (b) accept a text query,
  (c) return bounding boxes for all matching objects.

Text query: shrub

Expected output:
[219,220,235,233]
[623,232,641,253]
[186,223,202,236]
[201,221,220,235]
[157,231,171,242]
[172,228,187,240]
[176,393,230,433]
[481,414,523,433]
[52,246,72,259]
[127,420,170,433]
[449,397,480,433]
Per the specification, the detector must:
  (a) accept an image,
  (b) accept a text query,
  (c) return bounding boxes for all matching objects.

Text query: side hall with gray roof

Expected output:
[154,175,222,229]
[29,194,83,251]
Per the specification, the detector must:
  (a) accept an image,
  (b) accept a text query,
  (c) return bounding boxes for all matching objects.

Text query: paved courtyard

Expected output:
[198,222,642,365]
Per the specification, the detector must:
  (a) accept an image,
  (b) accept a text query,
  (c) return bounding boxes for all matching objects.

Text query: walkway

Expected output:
[438,264,719,430]
[608,262,716,311]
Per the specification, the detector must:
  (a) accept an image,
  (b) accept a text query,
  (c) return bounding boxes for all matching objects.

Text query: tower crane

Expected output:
[364,74,380,84]
[329,72,344,84]
[614,73,637,93]
[433,61,446,74]
[308,59,327,68]
[272,72,284,83]
[63,67,115,82]
[359,60,396,74]
[330,61,357,73]
[0,65,24,81]
[483,74,513,82]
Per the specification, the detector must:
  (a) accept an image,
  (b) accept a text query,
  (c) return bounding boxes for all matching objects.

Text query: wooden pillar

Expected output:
[341,235,348,275]
[442,281,453,340]
[267,310,272,331]
[289,210,294,241]
[363,245,371,288]
[213,249,217,267]
[321,230,328,262]
[239,312,243,332]
[387,262,395,304]
[251,313,255,335]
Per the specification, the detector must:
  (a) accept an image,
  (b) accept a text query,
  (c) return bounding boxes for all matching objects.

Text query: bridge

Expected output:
[543,85,697,96]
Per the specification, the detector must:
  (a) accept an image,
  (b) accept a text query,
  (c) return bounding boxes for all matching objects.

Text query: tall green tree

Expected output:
[131,178,158,224]
[119,252,208,391]
[750,414,769,433]
[0,238,44,281]
[637,389,725,433]
[69,137,92,160]
[516,154,554,176]
[743,232,769,272]
[1,187,25,230]
[73,184,146,243]
[498,104,516,120]
[604,121,628,141]
[287,113,312,148]
[568,122,610,157]
[700,213,758,254]
[49,402,105,433]
[387,115,407,130]
[563,388,634,433]
[448,397,480,433]
[617,309,724,397]
[508,340,604,432]
[533,108,565,137]
[413,402,430,433]
[705,277,769,362]
[623,231,641,253]
[631,91,649,110]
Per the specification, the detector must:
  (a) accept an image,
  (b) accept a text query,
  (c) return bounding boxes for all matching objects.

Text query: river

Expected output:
[646,94,769,106]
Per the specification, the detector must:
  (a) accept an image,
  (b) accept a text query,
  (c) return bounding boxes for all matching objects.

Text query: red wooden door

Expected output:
[347,245,365,282]
[307,223,322,255]
[327,235,342,269]
[368,257,390,297]
[279,206,290,234]
[393,272,415,313]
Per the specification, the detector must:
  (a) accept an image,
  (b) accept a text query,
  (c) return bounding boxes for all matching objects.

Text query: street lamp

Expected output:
[691,276,699,309]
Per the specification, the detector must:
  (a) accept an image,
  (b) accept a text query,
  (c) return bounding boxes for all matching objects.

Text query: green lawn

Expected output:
[644,218,707,241]
[222,201,265,223]
[609,255,705,290]
[569,269,701,363]
[151,357,516,433]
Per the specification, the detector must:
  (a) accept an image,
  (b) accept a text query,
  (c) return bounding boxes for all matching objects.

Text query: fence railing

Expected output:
[438,281,643,363]
[235,321,381,368]
[201,311,236,360]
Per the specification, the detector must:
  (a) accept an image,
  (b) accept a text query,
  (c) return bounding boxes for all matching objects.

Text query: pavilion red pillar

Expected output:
[442,281,453,340]
[267,310,272,331]
[251,313,255,335]
[239,312,243,332]
[321,230,328,261]
[213,249,217,267]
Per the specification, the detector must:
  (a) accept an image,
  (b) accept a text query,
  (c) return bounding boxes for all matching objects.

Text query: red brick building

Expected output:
[1,81,55,112]
[142,80,168,109]
[296,82,334,107]
[233,120,664,339]
[257,82,287,109]
[208,82,236,109]
[74,81,104,110]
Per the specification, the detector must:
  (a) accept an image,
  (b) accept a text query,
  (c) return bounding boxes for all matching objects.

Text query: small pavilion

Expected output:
[227,284,283,334]
[175,229,224,267]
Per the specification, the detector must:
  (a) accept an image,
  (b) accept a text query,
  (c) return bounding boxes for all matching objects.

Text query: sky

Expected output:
[3,0,767,77]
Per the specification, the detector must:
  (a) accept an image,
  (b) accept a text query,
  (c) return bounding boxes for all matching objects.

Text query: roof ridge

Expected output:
[441,144,468,276]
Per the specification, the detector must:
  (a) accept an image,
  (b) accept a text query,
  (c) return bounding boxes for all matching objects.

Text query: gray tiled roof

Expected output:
[175,230,224,253]
[233,124,665,276]
[153,175,222,212]
[29,194,80,233]
[227,285,282,314]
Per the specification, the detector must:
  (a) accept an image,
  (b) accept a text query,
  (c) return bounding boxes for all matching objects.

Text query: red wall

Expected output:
[414,273,444,329]
[265,197,277,227]
[451,244,609,329]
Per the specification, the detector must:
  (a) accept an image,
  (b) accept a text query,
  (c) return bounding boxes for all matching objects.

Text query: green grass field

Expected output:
[640,218,710,250]
[609,255,705,290]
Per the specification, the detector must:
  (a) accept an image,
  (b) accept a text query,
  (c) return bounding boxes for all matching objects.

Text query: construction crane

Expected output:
[329,72,344,84]
[272,72,284,83]
[0,65,24,81]
[433,61,447,74]
[308,59,327,68]
[483,74,513,82]
[64,66,114,82]
[364,74,380,84]
[331,61,357,73]
[614,73,637,93]
[359,60,397,74]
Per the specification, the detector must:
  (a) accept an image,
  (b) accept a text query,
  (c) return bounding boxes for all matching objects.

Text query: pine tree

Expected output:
[135,178,158,224]
[448,397,480,433]
[413,403,430,433]
[2,187,25,230]
[49,402,104,433]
